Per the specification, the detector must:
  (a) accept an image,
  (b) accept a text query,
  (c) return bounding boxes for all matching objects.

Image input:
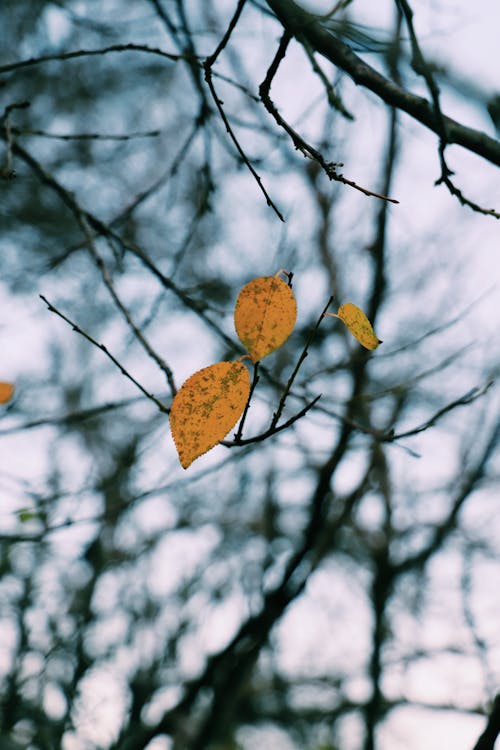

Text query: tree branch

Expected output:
[395,0,499,218]
[259,32,399,203]
[472,695,500,750]
[39,295,169,414]
[264,0,500,169]
[0,43,185,75]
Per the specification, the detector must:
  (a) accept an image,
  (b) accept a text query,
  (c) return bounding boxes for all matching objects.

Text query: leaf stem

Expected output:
[234,362,259,441]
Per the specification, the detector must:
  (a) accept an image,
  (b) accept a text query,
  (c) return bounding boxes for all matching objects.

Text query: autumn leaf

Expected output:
[326,303,381,350]
[234,275,297,362]
[0,382,14,403]
[170,361,250,469]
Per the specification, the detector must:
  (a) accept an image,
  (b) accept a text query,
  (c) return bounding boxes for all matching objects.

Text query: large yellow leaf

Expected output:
[234,275,297,362]
[170,361,250,469]
[0,382,14,403]
[337,303,382,350]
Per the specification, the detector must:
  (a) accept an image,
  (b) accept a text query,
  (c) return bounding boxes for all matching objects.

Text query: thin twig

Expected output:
[13,126,162,141]
[234,361,259,441]
[307,380,494,451]
[396,0,499,218]
[302,41,353,120]
[203,64,284,221]
[259,31,398,204]
[203,0,284,221]
[0,43,186,75]
[270,296,333,429]
[205,0,248,68]
[224,393,321,446]
[39,295,169,414]
[388,381,494,441]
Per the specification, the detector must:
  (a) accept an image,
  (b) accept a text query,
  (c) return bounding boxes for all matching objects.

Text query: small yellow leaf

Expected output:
[170,361,250,469]
[234,276,297,362]
[0,382,14,403]
[337,303,382,350]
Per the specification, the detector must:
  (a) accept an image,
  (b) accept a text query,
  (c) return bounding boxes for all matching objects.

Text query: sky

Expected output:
[0,2,499,749]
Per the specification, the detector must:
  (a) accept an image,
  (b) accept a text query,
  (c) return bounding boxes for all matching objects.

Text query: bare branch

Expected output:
[234,361,260,441]
[13,126,162,141]
[259,31,398,203]
[388,381,495,442]
[472,695,500,750]
[264,0,500,169]
[224,393,321,446]
[203,0,284,221]
[203,62,285,221]
[0,43,186,75]
[39,295,169,414]
[8,140,238,350]
[205,0,248,68]
[270,295,333,429]
[396,0,499,218]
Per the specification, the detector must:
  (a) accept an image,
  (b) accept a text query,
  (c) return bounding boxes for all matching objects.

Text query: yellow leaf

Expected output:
[234,276,297,362]
[170,361,250,469]
[0,382,14,404]
[337,303,382,350]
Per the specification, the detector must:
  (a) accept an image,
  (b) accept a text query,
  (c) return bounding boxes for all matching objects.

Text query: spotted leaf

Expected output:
[170,361,250,469]
[234,275,297,362]
[337,303,382,350]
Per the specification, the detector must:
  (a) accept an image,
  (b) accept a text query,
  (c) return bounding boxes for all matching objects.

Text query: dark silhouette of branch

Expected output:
[13,126,162,141]
[472,695,500,750]
[203,70,285,221]
[224,393,322,446]
[204,0,248,68]
[234,361,260,441]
